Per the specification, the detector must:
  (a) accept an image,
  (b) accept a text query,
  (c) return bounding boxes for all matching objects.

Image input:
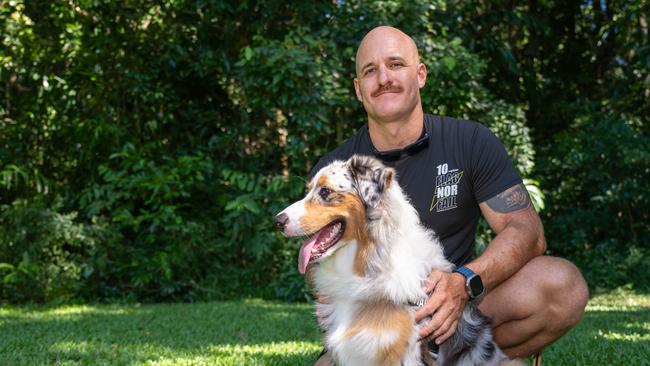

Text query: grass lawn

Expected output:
[1,288,648,365]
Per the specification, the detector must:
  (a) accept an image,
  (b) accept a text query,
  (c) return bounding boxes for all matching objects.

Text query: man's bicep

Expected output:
[479,183,533,233]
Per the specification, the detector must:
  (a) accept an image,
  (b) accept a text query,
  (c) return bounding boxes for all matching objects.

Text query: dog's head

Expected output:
[274,155,395,275]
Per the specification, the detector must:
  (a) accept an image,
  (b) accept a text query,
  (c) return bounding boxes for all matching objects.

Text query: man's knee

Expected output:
[537,257,589,328]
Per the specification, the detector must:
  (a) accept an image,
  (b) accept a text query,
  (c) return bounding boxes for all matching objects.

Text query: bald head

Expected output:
[352,25,427,130]
[355,26,420,76]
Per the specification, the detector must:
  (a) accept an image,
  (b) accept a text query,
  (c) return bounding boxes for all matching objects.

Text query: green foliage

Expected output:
[77,144,217,300]
[539,113,650,290]
[0,198,102,303]
[0,0,647,302]
[214,168,305,300]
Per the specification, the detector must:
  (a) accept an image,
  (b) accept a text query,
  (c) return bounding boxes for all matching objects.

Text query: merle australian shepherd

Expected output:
[275,155,522,366]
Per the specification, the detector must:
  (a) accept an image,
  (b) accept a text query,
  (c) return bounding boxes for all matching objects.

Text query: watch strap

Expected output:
[452,265,475,279]
[453,265,483,299]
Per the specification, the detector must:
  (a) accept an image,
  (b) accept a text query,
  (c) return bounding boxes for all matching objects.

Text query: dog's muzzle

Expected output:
[274,213,289,231]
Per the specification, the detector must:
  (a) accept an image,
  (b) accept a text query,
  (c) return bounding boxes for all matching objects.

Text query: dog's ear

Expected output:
[347,155,394,208]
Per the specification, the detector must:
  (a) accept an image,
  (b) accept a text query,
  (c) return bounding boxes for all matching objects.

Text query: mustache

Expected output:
[371,85,402,97]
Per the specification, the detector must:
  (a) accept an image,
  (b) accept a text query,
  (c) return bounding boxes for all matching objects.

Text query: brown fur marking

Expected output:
[317,175,329,188]
[338,194,372,276]
[300,180,372,277]
[343,302,413,366]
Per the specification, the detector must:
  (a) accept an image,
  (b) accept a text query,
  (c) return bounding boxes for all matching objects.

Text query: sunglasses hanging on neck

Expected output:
[372,126,429,162]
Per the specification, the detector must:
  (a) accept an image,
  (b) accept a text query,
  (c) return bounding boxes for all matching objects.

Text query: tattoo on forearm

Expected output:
[486,184,531,213]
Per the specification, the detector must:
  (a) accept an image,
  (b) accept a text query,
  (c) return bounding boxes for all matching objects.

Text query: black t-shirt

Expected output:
[309,114,522,265]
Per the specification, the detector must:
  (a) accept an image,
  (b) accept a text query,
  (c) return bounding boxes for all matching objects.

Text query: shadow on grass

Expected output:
[0,300,323,365]
[7,299,647,365]
[544,307,650,365]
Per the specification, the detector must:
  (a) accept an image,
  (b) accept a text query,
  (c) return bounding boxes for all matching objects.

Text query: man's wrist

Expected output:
[452,266,485,300]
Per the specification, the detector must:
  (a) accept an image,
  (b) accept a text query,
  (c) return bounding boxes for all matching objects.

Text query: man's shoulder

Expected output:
[427,114,495,149]
[428,114,486,133]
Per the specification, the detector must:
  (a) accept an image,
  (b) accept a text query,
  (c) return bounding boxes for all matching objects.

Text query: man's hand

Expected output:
[415,269,469,344]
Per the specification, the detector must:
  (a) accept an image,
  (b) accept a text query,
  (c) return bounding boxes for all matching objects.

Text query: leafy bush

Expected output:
[0,0,646,303]
[539,113,650,290]
[77,144,216,301]
[0,0,537,303]
[209,168,305,300]
[0,198,103,303]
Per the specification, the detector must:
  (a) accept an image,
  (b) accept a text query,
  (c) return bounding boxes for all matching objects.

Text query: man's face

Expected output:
[354,28,427,123]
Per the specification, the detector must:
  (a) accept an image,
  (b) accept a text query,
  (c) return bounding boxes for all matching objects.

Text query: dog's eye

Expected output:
[319,187,332,200]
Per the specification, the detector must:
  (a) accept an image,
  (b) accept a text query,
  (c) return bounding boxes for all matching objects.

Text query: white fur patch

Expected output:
[278,199,307,236]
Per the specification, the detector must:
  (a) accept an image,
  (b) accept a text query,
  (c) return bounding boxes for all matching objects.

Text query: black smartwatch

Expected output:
[452,266,484,300]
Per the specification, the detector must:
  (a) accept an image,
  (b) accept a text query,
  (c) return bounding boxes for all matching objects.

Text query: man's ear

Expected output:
[348,155,393,208]
[417,62,427,88]
[354,78,363,102]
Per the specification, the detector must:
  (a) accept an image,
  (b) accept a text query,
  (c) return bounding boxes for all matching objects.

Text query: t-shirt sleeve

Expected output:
[469,123,523,203]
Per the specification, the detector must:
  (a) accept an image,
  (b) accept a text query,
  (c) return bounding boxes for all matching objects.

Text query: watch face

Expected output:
[468,276,484,297]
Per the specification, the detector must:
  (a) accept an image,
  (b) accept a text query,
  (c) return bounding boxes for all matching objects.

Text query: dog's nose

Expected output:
[274,213,289,231]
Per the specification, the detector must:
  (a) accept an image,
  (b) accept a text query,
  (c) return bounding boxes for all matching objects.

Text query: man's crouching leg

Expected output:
[478,256,589,358]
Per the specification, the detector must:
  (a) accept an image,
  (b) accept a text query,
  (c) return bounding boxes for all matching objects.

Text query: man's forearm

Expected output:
[466,209,546,292]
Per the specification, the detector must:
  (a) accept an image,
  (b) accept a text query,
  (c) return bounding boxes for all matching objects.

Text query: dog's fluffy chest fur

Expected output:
[312,222,452,366]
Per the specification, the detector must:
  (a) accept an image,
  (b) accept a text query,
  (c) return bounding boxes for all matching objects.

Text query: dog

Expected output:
[275,155,517,366]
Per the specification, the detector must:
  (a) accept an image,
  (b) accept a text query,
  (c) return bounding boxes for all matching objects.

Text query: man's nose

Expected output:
[378,64,390,85]
[274,213,289,231]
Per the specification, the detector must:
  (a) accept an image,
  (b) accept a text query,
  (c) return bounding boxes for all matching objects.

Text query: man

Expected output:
[309,26,589,365]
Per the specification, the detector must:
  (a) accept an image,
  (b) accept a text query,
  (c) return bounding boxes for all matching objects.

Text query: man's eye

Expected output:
[364,68,375,76]
[319,187,332,200]
[390,62,403,68]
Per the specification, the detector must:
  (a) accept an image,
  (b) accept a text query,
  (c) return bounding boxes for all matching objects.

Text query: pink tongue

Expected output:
[298,236,317,274]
